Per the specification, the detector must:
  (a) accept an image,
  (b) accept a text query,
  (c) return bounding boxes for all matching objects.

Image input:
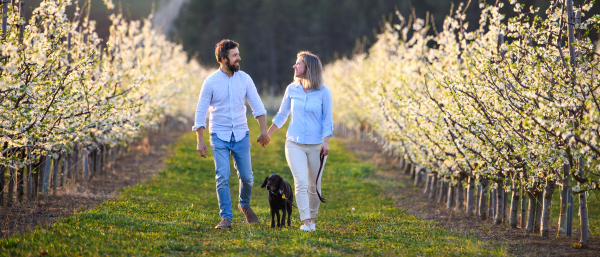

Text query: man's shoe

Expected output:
[238,204,260,224]
[215,218,232,229]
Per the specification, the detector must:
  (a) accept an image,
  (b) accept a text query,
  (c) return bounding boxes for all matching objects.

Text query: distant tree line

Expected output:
[171,0,597,94]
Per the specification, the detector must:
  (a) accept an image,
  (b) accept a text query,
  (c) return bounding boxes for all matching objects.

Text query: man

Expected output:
[193,39,270,229]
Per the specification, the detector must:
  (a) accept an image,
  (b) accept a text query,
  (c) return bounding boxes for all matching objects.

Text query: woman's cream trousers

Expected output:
[285,140,327,221]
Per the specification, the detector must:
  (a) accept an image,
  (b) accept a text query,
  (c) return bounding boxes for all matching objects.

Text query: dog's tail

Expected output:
[316,153,327,203]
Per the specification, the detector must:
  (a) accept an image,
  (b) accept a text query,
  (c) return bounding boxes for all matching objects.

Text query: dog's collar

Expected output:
[270,189,285,199]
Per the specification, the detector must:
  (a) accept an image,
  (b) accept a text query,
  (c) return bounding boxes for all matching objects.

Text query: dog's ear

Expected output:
[261,176,269,188]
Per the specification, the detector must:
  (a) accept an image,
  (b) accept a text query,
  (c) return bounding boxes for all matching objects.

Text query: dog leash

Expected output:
[316,153,327,203]
[285,197,298,208]
[275,188,298,208]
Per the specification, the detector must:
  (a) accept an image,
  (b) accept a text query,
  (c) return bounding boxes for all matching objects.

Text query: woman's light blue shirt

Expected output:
[272,82,334,144]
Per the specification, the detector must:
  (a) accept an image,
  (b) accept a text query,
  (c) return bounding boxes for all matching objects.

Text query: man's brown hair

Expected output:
[215,39,239,63]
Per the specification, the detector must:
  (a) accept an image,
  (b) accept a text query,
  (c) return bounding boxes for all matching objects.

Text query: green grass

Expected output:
[0,119,506,256]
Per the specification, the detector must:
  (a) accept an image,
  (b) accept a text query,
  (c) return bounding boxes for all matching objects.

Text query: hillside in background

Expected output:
[171,0,599,94]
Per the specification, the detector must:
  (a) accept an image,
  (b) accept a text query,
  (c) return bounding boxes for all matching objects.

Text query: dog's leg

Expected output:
[270,209,276,228]
[281,206,287,228]
[276,210,281,228]
[287,203,292,227]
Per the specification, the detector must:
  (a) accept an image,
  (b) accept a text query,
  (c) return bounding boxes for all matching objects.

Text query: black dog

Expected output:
[261,174,294,228]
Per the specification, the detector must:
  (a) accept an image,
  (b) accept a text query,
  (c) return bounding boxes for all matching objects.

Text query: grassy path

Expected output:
[1,121,505,256]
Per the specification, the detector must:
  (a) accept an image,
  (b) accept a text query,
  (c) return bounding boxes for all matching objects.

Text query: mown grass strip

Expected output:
[1,120,506,256]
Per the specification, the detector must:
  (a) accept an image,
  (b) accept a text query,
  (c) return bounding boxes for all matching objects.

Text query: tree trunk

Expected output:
[414,167,423,187]
[0,165,5,205]
[558,164,569,236]
[466,175,476,216]
[578,158,589,247]
[495,181,504,225]
[404,162,412,175]
[60,155,65,187]
[91,149,98,178]
[106,145,112,171]
[438,178,447,204]
[17,166,24,203]
[73,144,79,182]
[446,182,454,210]
[489,187,496,222]
[52,156,60,196]
[17,151,25,203]
[36,156,45,196]
[8,168,15,206]
[526,190,537,233]
[34,157,42,199]
[534,188,543,232]
[26,160,33,201]
[475,183,481,217]
[100,145,106,174]
[504,190,509,223]
[429,173,438,200]
[509,181,520,229]
[398,158,405,174]
[423,173,431,194]
[43,156,51,194]
[84,150,89,181]
[479,179,488,220]
[66,152,72,184]
[454,173,465,213]
[541,178,556,237]
[520,186,527,228]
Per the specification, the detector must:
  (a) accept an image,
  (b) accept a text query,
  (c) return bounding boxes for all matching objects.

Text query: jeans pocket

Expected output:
[209,133,218,146]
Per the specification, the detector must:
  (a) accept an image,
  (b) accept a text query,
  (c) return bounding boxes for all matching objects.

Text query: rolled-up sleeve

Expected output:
[245,76,267,118]
[272,86,291,128]
[322,87,334,138]
[192,81,212,131]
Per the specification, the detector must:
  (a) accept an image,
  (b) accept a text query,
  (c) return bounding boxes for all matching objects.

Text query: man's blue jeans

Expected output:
[209,131,253,221]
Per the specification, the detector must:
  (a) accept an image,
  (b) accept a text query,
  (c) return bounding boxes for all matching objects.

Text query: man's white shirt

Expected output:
[193,69,267,142]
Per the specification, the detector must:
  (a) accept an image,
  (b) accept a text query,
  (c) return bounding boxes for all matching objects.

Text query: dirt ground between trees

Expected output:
[343,139,600,257]
[0,130,184,239]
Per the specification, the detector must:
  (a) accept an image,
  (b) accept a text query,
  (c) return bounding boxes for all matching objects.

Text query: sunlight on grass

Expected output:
[0,118,506,256]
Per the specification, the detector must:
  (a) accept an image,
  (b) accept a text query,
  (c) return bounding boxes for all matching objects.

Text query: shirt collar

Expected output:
[294,82,320,91]
[217,68,235,78]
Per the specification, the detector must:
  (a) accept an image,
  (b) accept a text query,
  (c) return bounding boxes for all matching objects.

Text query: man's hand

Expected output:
[197,141,208,158]
[256,133,271,147]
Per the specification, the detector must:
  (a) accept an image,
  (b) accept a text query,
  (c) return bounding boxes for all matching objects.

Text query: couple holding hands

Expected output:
[193,39,334,231]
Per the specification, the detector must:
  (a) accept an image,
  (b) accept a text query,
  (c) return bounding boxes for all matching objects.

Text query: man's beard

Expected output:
[226,58,240,72]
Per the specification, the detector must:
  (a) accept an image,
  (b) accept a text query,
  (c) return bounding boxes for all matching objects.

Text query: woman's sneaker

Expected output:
[300,225,311,232]
[309,221,316,231]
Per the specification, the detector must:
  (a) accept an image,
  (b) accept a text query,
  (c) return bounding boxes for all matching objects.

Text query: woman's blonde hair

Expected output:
[294,51,324,90]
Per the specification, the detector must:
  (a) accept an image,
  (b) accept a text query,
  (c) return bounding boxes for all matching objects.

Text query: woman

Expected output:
[268,51,334,232]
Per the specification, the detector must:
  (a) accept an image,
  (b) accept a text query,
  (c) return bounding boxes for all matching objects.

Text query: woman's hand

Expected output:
[320,141,329,156]
[267,124,278,137]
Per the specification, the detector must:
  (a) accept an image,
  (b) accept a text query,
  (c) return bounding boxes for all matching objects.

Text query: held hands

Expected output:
[320,142,330,156]
[197,141,207,159]
[256,133,271,147]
